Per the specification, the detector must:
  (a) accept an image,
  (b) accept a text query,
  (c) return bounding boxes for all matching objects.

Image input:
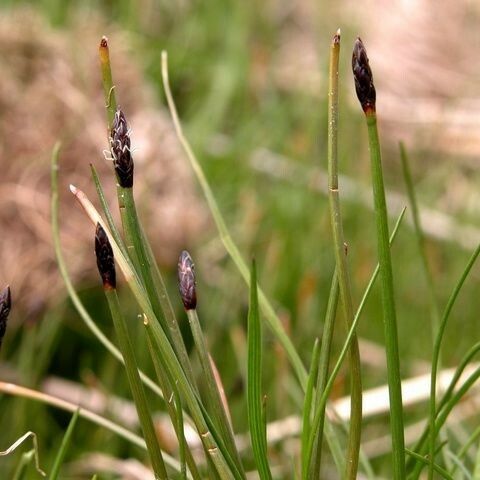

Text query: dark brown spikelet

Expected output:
[0,286,11,348]
[95,224,116,290]
[352,37,376,114]
[178,250,197,310]
[110,108,134,188]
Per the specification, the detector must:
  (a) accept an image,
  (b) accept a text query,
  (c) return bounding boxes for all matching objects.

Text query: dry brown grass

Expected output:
[0,8,206,316]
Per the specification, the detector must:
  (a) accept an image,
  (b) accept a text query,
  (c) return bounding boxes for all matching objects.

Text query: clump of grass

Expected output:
[2,29,480,480]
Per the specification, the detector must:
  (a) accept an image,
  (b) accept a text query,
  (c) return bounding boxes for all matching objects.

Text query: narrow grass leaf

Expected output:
[247,260,272,480]
[0,431,45,477]
[301,338,320,473]
[48,409,80,480]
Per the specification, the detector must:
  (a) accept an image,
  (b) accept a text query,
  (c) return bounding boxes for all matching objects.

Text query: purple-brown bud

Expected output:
[110,109,134,188]
[0,286,11,348]
[352,37,376,114]
[178,250,197,310]
[95,224,116,289]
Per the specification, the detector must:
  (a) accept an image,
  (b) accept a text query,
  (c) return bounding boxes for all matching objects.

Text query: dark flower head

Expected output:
[0,286,11,347]
[178,250,197,310]
[110,108,134,188]
[352,37,376,114]
[95,224,116,289]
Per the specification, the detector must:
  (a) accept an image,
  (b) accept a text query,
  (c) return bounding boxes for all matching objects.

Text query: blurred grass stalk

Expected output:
[324,30,362,480]
[160,50,308,391]
[352,37,406,478]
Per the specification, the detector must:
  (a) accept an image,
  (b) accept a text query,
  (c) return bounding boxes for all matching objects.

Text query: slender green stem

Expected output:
[187,309,245,477]
[399,142,440,338]
[309,270,339,476]
[104,288,168,479]
[48,409,79,480]
[325,31,362,480]
[51,144,164,400]
[145,324,202,480]
[99,37,117,127]
[366,112,406,478]
[404,450,453,480]
[161,50,307,391]
[304,207,406,475]
[427,243,480,478]
[98,37,196,390]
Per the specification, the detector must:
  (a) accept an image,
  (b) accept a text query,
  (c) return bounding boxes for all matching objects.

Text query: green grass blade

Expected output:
[399,142,440,337]
[326,31,362,480]
[308,270,339,476]
[160,50,307,391]
[144,323,200,480]
[48,409,80,480]
[187,308,245,477]
[0,431,45,478]
[51,144,164,400]
[104,289,168,479]
[366,112,406,479]
[304,207,407,473]
[301,338,321,473]
[247,260,272,480]
[427,242,480,478]
[405,449,453,480]
[99,36,117,129]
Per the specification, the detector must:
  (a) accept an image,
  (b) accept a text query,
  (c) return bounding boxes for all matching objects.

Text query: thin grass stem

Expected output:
[325,30,362,480]
[160,50,308,391]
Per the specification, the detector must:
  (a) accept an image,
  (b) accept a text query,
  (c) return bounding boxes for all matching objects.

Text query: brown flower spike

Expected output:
[95,224,116,290]
[352,37,376,114]
[110,108,134,188]
[178,250,197,310]
[0,286,11,348]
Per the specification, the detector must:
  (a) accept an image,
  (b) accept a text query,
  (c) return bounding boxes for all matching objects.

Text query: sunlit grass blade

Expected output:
[0,431,45,478]
[304,207,407,473]
[95,223,168,479]
[51,144,165,400]
[247,260,272,480]
[326,30,361,480]
[48,409,79,480]
[160,50,307,391]
[352,37,405,478]
[301,338,320,473]
[99,36,117,127]
[308,270,339,476]
[0,381,185,474]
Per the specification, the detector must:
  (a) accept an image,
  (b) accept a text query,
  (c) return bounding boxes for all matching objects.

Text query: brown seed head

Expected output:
[110,108,134,188]
[178,250,197,310]
[0,286,11,347]
[95,224,116,289]
[352,37,376,114]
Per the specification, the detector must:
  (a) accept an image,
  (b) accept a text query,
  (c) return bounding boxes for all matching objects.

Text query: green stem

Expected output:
[366,112,406,479]
[119,181,197,392]
[326,32,362,480]
[161,51,307,391]
[104,288,168,479]
[187,309,245,477]
[309,270,339,476]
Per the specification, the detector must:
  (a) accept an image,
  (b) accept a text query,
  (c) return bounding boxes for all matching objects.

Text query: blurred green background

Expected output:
[0,0,479,478]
